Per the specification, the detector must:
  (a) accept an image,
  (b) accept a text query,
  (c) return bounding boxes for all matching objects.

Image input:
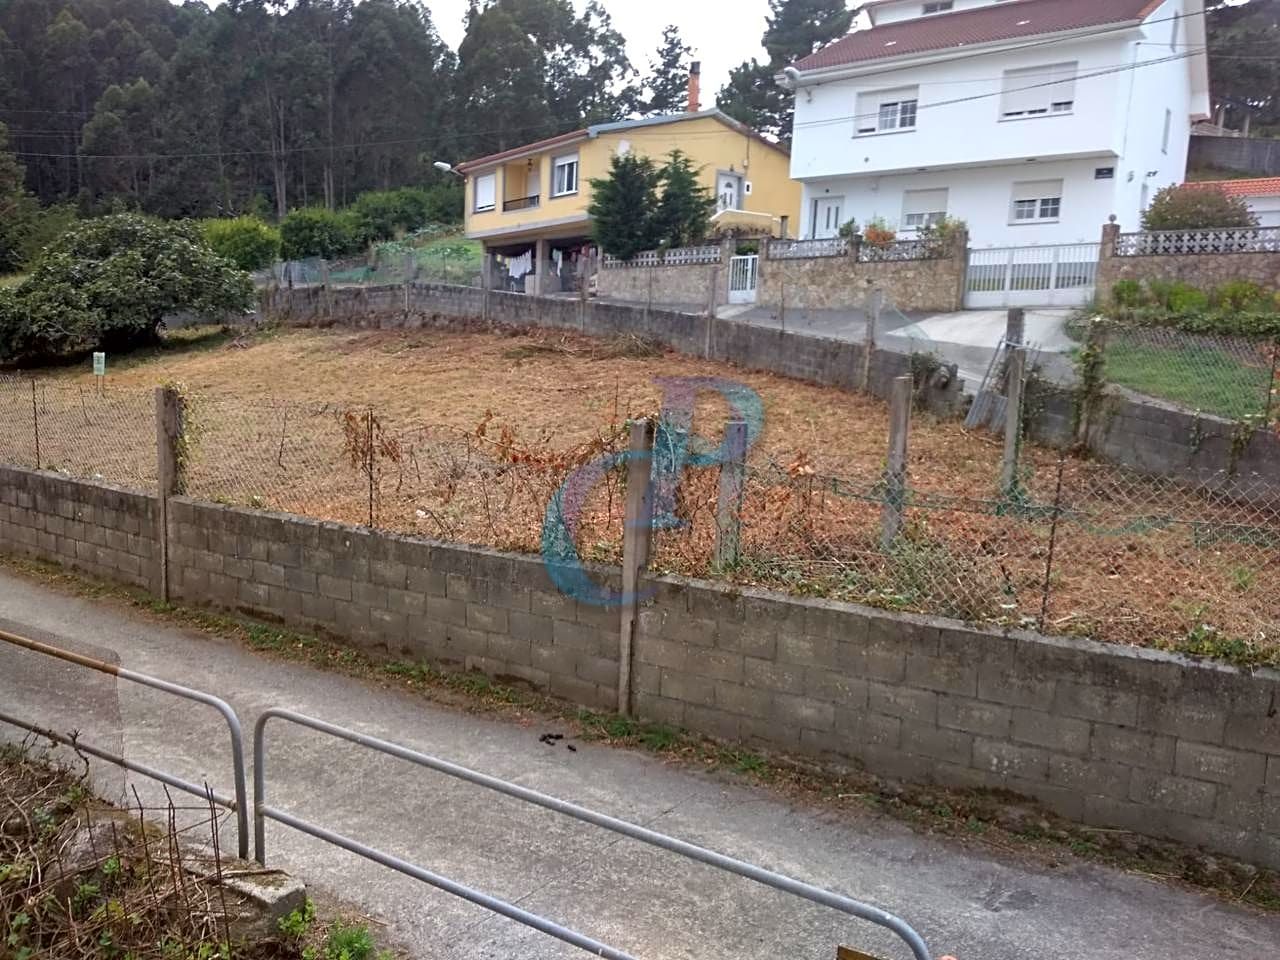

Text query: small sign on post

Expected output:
[92,351,106,394]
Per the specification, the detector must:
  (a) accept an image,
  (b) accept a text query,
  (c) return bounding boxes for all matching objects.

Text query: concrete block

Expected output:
[776,633,841,670]
[548,673,604,708]
[635,693,686,728]
[426,595,467,627]
[284,568,317,595]
[353,581,388,609]
[976,662,1055,709]
[1011,708,1090,756]
[868,682,937,724]
[1091,723,1175,773]
[252,561,286,588]
[803,669,868,708]
[386,588,426,617]
[715,621,777,660]
[318,575,353,602]
[238,580,270,609]
[447,573,487,604]
[1129,770,1219,818]
[683,704,742,742]
[223,555,254,580]
[836,709,902,748]
[740,715,801,751]
[905,653,978,697]
[553,620,608,655]
[937,696,1012,738]
[1054,681,1139,726]
[1175,741,1267,787]
[207,572,239,605]
[369,607,407,639]
[267,541,301,568]
[687,586,744,623]
[486,581,532,613]
[1213,788,1267,830]
[901,720,973,765]
[407,567,447,597]
[1002,776,1086,822]
[371,559,408,589]
[660,670,717,708]
[1048,755,1131,800]
[509,611,554,646]
[772,693,835,731]
[714,681,772,719]
[486,634,532,667]
[1138,691,1227,744]
[973,739,1049,782]
[300,593,336,625]
[743,657,805,695]
[685,647,744,683]
[466,604,508,635]
[576,655,618,688]
[1223,704,1280,756]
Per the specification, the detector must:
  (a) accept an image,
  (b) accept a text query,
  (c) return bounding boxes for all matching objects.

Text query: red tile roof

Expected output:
[796,0,1159,72]
[1189,177,1280,198]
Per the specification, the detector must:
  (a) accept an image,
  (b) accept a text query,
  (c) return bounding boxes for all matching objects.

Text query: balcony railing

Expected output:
[503,194,541,212]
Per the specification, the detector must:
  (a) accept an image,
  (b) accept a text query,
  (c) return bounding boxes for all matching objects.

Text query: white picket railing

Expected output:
[1114,226,1280,256]
[602,244,722,269]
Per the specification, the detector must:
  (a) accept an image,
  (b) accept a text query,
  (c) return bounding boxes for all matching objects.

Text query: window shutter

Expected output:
[475,173,496,210]
[902,188,948,218]
[1000,62,1077,116]
[1011,179,1063,202]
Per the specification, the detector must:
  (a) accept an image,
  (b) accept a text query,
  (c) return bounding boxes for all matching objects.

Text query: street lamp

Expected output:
[433,161,464,179]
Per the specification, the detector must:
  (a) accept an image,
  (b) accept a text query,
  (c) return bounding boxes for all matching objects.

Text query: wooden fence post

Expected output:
[1001,347,1027,494]
[154,386,185,603]
[881,375,911,550]
[1005,307,1025,346]
[713,421,749,572]
[618,418,655,717]
[862,288,883,393]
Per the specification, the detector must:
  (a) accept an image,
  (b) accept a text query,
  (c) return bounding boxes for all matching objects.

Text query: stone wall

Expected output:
[758,249,967,313]
[0,465,1276,870]
[596,261,722,310]
[1096,222,1280,303]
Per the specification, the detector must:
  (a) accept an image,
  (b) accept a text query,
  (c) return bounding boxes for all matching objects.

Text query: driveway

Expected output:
[1,568,1277,959]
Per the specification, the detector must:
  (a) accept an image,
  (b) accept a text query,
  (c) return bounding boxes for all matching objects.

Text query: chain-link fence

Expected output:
[269,241,484,291]
[1096,324,1279,424]
[0,376,155,489]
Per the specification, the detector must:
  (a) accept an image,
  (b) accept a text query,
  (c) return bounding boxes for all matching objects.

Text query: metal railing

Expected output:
[253,708,933,960]
[602,244,722,270]
[857,238,947,263]
[503,194,541,212]
[1114,225,1280,256]
[767,237,850,260]
[0,628,250,858]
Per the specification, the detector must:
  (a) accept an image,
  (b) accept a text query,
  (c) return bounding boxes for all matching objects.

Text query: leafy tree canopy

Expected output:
[653,150,716,249]
[0,214,253,363]
[1207,0,1280,134]
[642,25,694,117]
[1141,184,1260,231]
[588,153,662,260]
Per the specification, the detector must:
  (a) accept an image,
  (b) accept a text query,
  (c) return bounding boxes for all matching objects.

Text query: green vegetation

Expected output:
[1104,278,1280,340]
[1102,339,1272,421]
[1140,183,1259,231]
[202,216,282,272]
[589,150,716,259]
[0,214,253,365]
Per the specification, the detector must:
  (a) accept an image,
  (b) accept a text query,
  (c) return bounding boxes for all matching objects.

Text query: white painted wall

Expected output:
[1247,196,1280,228]
[871,0,1002,27]
[800,157,1116,248]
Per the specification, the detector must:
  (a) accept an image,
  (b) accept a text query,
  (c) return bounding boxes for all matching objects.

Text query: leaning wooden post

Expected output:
[481,252,494,327]
[1005,307,1025,346]
[880,375,911,550]
[713,421,749,572]
[862,288,883,393]
[154,386,185,603]
[1001,347,1028,495]
[618,418,655,717]
[403,252,415,316]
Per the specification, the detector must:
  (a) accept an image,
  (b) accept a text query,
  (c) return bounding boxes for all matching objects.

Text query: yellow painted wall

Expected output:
[464,116,802,243]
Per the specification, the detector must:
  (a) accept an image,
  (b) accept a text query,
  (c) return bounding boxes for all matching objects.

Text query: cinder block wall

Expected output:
[4,468,1275,868]
[0,466,158,592]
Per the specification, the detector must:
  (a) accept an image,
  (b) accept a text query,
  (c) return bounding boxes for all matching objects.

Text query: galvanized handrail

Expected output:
[254,708,933,960]
[0,628,250,859]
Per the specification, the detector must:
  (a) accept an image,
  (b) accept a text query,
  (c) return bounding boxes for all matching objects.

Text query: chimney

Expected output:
[687,62,701,113]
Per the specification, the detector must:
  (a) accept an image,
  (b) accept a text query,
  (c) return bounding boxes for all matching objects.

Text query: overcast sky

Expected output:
[427,0,775,100]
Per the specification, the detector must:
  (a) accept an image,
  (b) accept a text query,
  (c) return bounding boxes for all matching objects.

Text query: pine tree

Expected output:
[718,0,853,143]
[653,150,715,248]
[642,25,694,117]
[587,152,662,260]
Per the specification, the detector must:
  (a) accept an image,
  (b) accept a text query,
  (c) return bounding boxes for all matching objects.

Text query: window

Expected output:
[999,62,1077,119]
[1162,109,1172,154]
[552,154,579,197]
[1010,180,1063,223]
[474,172,496,212]
[1094,167,1115,180]
[902,188,948,230]
[856,86,919,134]
[922,1,952,12]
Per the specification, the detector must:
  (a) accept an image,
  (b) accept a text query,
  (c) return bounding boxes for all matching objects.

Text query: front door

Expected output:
[718,174,743,212]
[813,197,844,239]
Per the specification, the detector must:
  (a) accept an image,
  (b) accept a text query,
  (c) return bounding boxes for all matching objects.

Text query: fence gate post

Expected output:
[481,252,494,327]
[881,375,911,550]
[154,386,185,603]
[713,421,749,572]
[1001,347,1027,494]
[1005,307,1025,346]
[618,418,655,717]
[30,380,39,467]
[862,289,883,393]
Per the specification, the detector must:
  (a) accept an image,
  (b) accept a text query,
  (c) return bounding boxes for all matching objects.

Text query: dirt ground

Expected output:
[6,325,1277,662]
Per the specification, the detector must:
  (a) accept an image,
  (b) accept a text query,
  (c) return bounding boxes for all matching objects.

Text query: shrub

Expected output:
[202,216,281,271]
[0,214,253,363]
[1140,184,1259,231]
[1212,279,1270,312]
[1145,279,1209,314]
[862,216,896,248]
[280,207,357,260]
[1111,279,1146,308]
[837,218,858,240]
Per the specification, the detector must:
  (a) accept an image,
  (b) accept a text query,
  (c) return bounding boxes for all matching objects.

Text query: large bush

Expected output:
[1140,185,1260,231]
[202,216,281,271]
[280,207,356,260]
[0,214,253,363]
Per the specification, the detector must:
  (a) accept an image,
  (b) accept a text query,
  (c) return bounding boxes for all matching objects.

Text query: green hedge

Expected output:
[202,216,282,271]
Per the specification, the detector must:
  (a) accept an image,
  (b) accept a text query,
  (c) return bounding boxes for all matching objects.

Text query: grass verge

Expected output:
[1,553,1277,915]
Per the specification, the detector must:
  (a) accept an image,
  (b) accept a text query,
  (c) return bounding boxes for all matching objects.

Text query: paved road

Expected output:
[1,568,1277,960]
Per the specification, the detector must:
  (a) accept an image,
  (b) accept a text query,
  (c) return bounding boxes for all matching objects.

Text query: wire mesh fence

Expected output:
[0,375,155,489]
[269,242,484,291]
[1096,324,1279,423]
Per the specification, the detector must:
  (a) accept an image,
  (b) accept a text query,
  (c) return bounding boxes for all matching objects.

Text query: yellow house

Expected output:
[453,108,802,293]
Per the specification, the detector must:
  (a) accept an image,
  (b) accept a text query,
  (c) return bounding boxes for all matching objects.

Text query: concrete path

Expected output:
[1,568,1277,960]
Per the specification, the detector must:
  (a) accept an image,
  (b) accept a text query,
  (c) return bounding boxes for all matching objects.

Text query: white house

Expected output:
[784,0,1212,248]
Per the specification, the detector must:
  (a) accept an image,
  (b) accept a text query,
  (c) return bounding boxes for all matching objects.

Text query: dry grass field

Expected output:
[4,325,1277,663]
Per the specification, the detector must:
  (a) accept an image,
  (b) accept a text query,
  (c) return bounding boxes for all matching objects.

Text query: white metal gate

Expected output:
[728,254,759,304]
[964,243,1100,309]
